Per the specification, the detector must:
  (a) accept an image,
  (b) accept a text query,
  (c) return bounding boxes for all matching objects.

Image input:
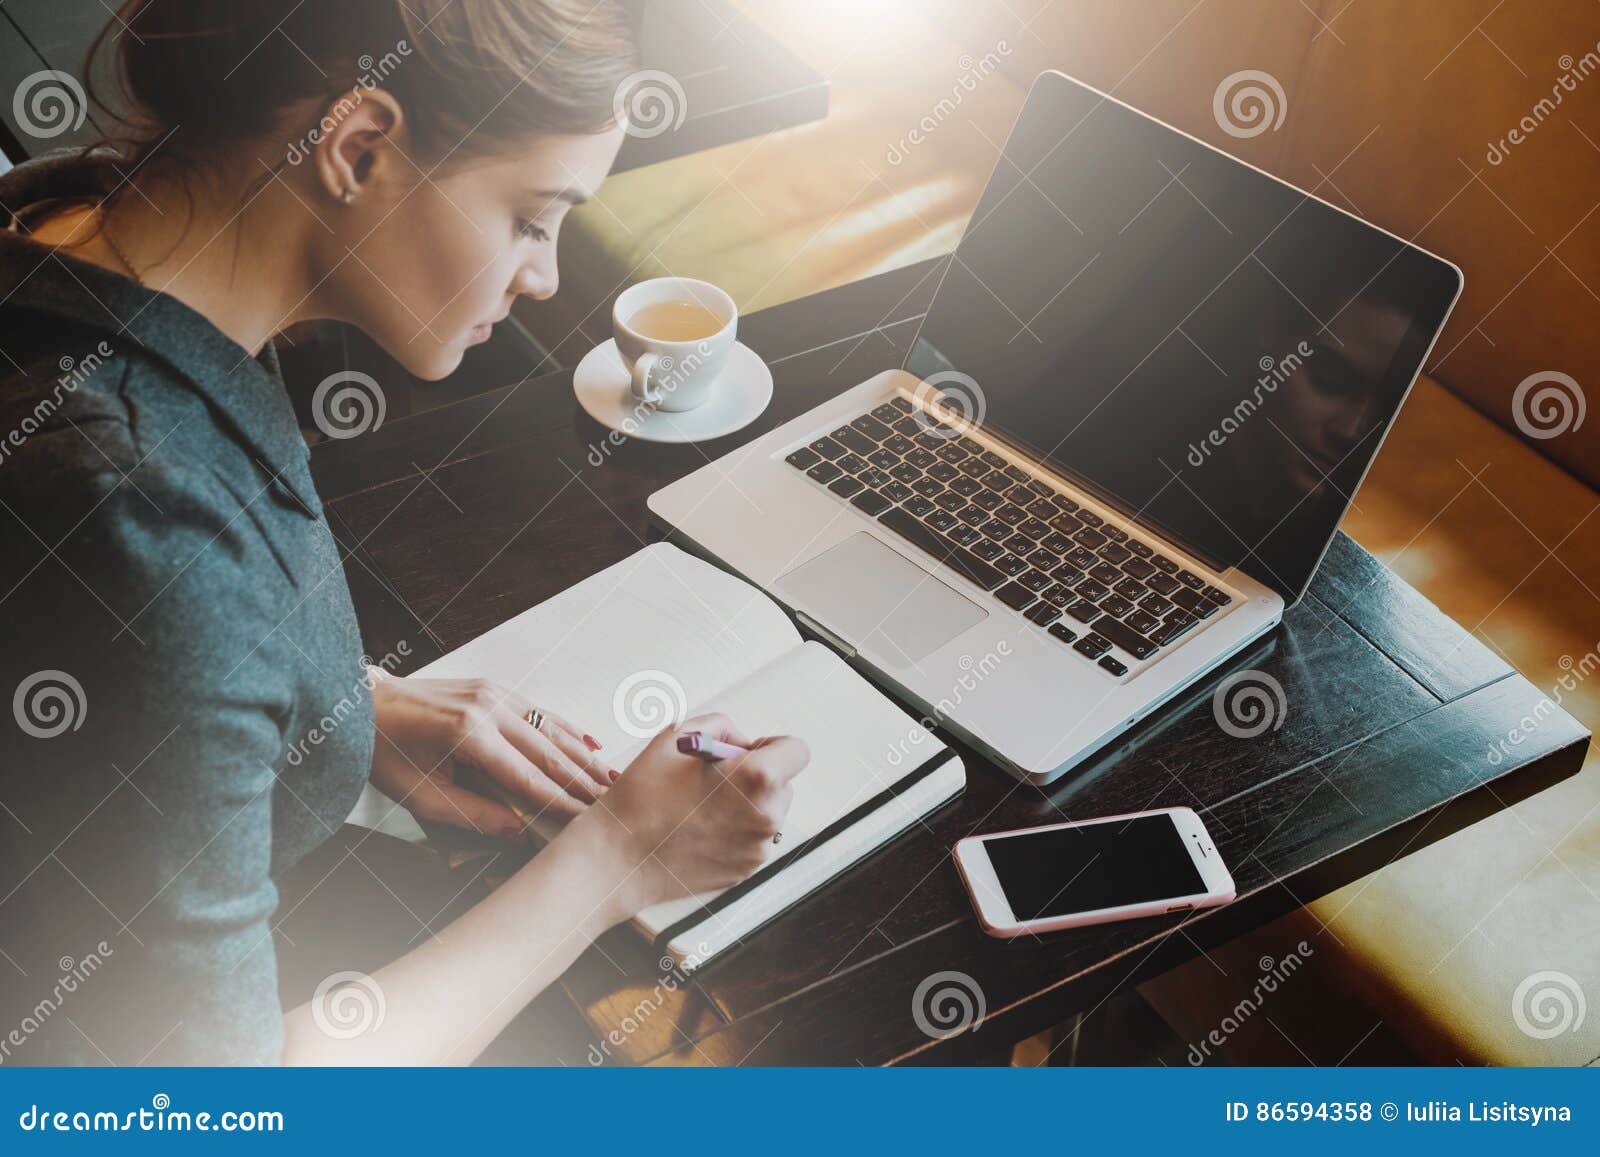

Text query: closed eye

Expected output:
[515,218,550,242]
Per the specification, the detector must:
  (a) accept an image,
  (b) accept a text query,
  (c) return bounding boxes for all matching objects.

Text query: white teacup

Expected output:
[613,277,737,412]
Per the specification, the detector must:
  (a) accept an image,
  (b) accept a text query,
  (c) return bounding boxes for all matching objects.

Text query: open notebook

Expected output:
[347,542,965,969]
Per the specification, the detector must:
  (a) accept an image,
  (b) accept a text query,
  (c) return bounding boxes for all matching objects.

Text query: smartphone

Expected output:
[953,807,1235,937]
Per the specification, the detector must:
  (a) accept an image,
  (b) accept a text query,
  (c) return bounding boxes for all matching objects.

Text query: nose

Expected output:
[512,259,557,302]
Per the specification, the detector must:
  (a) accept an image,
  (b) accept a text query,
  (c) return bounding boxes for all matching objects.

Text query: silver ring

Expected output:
[524,708,544,731]
[772,832,783,846]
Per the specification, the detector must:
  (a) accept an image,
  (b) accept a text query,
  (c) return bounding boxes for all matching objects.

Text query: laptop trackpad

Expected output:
[774,532,987,666]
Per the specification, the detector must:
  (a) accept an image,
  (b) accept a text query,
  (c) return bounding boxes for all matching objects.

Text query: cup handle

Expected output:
[629,351,661,405]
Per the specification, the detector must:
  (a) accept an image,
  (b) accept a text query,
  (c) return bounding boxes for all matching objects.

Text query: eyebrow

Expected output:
[531,187,588,207]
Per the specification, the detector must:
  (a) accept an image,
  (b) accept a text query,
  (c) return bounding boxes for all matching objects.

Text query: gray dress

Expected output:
[0,153,372,1064]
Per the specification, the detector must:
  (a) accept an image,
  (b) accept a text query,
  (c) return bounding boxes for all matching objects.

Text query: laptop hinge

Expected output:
[793,610,858,661]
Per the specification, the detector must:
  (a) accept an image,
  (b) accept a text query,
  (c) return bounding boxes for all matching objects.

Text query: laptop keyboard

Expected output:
[782,396,1235,678]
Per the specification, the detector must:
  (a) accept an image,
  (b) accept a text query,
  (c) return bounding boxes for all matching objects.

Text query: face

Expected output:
[318,124,625,380]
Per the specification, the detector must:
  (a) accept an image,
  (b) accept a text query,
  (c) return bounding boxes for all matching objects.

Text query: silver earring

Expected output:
[340,189,357,205]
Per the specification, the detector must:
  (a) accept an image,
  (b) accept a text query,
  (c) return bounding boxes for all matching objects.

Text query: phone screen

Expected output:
[983,813,1208,920]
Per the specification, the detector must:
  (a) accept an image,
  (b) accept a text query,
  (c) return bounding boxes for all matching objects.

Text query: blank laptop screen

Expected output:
[904,73,1460,603]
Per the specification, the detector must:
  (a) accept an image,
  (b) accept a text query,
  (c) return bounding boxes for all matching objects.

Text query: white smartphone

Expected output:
[953,806,1235,937]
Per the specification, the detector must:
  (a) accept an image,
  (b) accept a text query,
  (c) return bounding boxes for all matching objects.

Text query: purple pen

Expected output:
[676,731,751,762]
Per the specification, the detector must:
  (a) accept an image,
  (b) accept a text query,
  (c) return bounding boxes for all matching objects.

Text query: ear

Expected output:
[311,87,407,206]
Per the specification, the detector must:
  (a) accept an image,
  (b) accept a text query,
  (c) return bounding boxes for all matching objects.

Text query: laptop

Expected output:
[648,71,1463,785]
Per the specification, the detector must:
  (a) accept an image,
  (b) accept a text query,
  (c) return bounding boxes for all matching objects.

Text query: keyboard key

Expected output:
[1122,557,1156,580]
[1171,588,1215,616]
[935,490,968,512]
[1152,612,1197,647]
[1054,495,1081,514]
[1004,533,1036,555]
[956,503,990,527]
[1151,553,1179,574]
[1089,562,1122,586]
[868,448,899,470]
[980,469,1012,490]
[935,443,968,463]
[1018,569,1053,593]
[1113,576,1147,601]
[948,524,982,546]
[828,476,863,499]
[911,476,943,497]
[786,446,821,470]
[851,489,890,516]
[888,396,913,413]
[1026,478,1054,497]
[1177,568,1205,590]
[996,581,1037,611]
[891,462,921,484]
[994,553,1028,577]
[1024,602,1060,627]
[807,461,842,484]
[1074,578,1110,603]
[1073,633,1111,660]
[810,436,846,460]
[1027,498,1061,521]
[1139,592,1174,616]
[1047,622,1079,645]
[928,462,959,482]
[971,538,1004,561]
[833,426,876,455]
[1051,565,1085,587]
[1126,539,1153,558]
[1092,615,1158,660]
[1064,599,1100,624]
[884,434,915,456]
[1146,572,1180,596]
[1041,532,1075,555]
[838,453,869,475]
[850,414,893,441]
[1003,484,1034,506]
[957,457,990,478]
[925,509,958,532]
[950,475,982,496]
[1065,546,1097,570]
[971,488,1005,511]
[1073,528,1108,550]
[1101,525,1129,543]
[905,448,937,469]
[1002,465,1030,484]
[1049,513,1085,537]
[996,504,1029,525]
[870,402,902,423]
[881,481,913,503]
[1125,609,1162,635]
[1098,655,1128,677]
[980,450,1008,469]
[1027,549,1061,572]
[1041,583,1073,608]
[978,517,1013,540]
[903,495,936,517]
[1077,509,1104,528]
[1018,518,1052,539]
[892,416,923,438]
[1097,542,1132,565]
[1098,594,1134,618]
[1202,584,1232,606]
[877,507,1007,591]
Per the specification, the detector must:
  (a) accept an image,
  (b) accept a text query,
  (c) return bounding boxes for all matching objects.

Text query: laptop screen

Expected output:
[904,73,1460,603]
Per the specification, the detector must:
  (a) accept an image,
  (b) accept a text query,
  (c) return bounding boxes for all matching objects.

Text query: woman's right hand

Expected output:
[567,713,810,921]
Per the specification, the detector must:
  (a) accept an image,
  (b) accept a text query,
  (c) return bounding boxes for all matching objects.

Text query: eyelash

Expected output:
[515,218,549,242]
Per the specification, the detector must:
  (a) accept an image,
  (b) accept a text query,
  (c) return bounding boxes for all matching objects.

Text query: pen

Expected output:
[675,730,752,763]
[675,731,782,844]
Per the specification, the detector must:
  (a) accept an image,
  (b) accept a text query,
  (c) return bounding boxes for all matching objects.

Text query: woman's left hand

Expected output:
[367,675,615,840]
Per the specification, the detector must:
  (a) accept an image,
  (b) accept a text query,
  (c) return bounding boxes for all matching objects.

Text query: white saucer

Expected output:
[573,339,773,444]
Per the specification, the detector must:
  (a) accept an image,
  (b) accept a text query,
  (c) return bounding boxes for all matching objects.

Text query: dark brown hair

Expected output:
[85,0,639,182]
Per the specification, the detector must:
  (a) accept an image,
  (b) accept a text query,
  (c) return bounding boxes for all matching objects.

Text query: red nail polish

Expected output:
[609,769,620,783]
[583,734,603,751]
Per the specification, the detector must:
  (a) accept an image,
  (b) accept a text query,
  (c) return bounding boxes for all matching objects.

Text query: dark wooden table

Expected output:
[310,258,1591,1066]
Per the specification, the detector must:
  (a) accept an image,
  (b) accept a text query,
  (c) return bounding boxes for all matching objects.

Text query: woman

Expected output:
[0,0,805,1065]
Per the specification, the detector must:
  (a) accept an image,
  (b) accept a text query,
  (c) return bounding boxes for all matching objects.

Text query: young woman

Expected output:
[0,0,806,1065]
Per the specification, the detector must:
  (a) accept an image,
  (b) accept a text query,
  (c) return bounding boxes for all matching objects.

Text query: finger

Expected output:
[539,709,606,754]
[541,720,617,789]
[679,712,756,749]
[733,735,811,794]
[500,715,604,803]
[463,732,587,820]
[410,775,531,842]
